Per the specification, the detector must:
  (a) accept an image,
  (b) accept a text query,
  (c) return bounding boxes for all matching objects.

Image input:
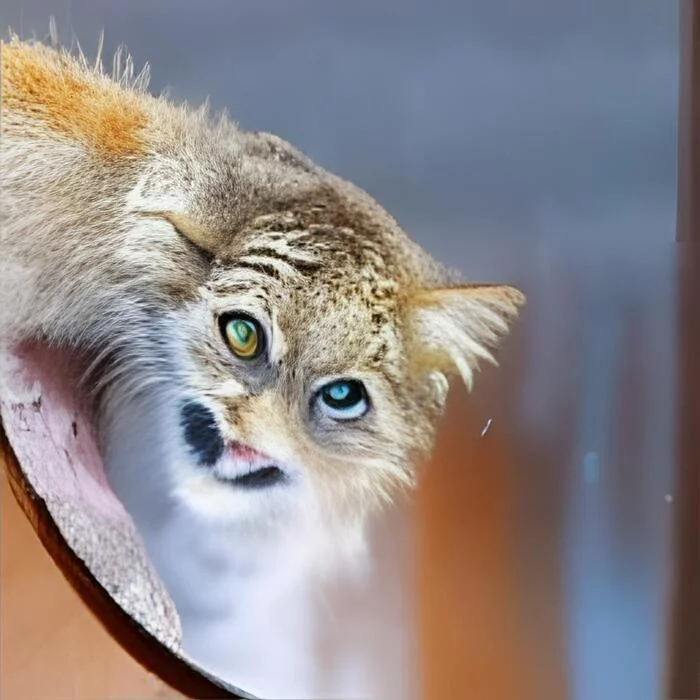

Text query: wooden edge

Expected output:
[667,246,700,699]
[0,423,252,700]
[670,0,700,696]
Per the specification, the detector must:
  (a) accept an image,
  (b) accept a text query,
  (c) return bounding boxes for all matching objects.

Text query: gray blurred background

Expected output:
[1,0,679,273]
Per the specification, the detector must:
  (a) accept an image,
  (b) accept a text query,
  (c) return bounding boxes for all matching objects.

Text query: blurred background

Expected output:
[0,0,678,258]
[0,2,686,700]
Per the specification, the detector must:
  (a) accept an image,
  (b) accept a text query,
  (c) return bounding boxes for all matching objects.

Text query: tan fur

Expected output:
[1,34,524,529]
[407,284,525,389]
[2,40,149,156]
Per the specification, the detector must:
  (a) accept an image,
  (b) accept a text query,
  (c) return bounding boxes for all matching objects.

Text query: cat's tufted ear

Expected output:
[406,284,525,390]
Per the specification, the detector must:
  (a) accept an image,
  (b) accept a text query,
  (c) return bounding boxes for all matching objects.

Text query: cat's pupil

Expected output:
[223,315,261,358]
[329,383,350,401]
[324,381,360,407]
[233,321,252,343]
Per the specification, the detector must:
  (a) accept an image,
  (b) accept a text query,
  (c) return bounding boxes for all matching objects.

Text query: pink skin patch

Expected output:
[229,441,270,463]
[0,340,183,652]
[215,441,287,488]
[1,341,124,519]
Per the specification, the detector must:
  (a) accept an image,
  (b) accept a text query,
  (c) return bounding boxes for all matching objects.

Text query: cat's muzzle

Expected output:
[180,399,287,489]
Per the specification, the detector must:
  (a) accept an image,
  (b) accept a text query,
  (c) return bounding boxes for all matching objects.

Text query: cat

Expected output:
[1,33,524,698]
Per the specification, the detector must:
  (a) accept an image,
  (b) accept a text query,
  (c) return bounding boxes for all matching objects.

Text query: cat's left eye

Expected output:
[219,313,266,360]
[315,379,370,421]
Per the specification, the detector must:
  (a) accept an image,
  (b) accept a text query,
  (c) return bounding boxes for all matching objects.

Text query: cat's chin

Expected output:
[172,461,373,577]
[172,469,304,535]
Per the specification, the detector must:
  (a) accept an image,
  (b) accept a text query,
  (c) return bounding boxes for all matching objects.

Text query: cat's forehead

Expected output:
[206,225,406,373]
[209,215,406,308]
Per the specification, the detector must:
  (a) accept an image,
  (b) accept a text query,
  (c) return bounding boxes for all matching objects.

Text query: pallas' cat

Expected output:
[1,34,524,697]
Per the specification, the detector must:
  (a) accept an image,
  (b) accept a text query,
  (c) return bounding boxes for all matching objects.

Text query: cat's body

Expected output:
[1,34,523,697]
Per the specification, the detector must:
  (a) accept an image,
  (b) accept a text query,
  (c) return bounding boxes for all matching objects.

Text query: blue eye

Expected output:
[317,379,370,421]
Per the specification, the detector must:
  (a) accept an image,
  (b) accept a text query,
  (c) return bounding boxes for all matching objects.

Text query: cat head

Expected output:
[117,133,525,536]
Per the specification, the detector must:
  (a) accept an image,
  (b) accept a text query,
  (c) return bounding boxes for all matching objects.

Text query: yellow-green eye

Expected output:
[221,315,264,359]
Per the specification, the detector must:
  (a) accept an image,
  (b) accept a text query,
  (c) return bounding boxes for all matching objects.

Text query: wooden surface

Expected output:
[668,249,700,699]
[670,2,700,697]
[0,469,182,700]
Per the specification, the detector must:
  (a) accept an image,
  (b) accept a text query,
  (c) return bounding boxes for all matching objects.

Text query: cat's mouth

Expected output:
[212,441,288,490]
[215,464,287,489]
[180,399,288,490]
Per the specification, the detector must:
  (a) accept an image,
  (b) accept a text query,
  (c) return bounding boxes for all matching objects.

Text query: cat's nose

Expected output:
[180,400,224,466]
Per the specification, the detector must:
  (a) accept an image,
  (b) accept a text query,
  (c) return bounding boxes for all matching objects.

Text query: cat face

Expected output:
[155,205,523,535]
[167,248,417,531]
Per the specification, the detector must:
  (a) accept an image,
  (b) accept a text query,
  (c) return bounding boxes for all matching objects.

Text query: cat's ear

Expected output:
[407,284,525,390]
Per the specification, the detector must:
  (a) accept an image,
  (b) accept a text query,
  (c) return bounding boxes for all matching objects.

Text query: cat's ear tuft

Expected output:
[407,284,525,390]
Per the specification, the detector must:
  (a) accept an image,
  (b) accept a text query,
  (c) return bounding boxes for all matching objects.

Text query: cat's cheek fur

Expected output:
[102,388,293,532]
[101,379,371,569]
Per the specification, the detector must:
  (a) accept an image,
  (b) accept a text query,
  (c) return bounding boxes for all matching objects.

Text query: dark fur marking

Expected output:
[180,400,224,467]
[234,259,282,280]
